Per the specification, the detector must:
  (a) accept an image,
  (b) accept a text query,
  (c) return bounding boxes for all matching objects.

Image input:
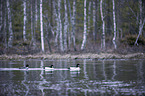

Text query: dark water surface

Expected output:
[0,59,145,96]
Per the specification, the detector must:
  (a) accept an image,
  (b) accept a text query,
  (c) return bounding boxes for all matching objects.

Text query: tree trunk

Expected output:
[23,0,27,42]
[44,23,52,53]
[139,0,142,32]
[35,0,38,27]
[88,1,91,34]
[93,1,96,40]
[40,0,45,52]
[81,0,87,50]
[4,2,7,49]
[134,0,145,45]
[112,0,117,49]
[100,0,105,50]
[31,2,33,43]
[72,0,76,51]
[31,1,36,48]
[63,0,68,51]
[7,0,13,48]
[135,18,145,45]
[53,1,59,50]
[67,0,72,50]
[0,0,2,32]
[58,0,64,52]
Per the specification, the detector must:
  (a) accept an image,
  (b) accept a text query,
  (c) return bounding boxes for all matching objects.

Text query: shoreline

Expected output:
[0,53,144,60]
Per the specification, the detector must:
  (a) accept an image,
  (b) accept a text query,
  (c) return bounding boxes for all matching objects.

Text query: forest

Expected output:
[0,0,145,55]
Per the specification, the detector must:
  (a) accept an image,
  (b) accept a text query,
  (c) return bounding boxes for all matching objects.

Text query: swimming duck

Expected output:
[19,64,29,69]
[69,64,80,71]
[45,65,54,70]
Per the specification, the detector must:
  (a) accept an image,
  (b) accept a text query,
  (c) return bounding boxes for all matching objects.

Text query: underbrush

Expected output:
[0,35,145,55]
[120,35,145,46]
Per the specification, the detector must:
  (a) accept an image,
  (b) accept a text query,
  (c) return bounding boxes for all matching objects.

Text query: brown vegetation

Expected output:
[0,52,144,60]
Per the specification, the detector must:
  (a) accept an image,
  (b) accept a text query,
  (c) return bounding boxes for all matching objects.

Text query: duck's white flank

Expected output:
[45,67,54,70]
[69,67,80,71]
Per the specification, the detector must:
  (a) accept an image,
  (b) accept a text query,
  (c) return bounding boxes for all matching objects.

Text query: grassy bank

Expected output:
[0,53,144,60]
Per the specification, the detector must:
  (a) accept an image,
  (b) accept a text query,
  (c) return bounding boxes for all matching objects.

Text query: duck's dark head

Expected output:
[76,64,80,67]
[26,64,29,67]
[50,65,53,68]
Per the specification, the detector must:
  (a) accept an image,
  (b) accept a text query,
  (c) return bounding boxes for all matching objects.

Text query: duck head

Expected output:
[50,65,53,68]
[76,64,80,67]
[26,64,29,67]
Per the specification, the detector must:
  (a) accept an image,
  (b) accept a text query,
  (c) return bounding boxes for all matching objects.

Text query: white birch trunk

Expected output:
[7,0,13,47]
[31,2,33,38]
[31,2,35,47]
[139,0,142,31]
[72,0,76,51]
[35,0,38,27]
[0,0,2,32]
[23,0,27,42]
[100,0,105,49]
[53,1,59,49]
[135,18,145,45]
[88,1,91,34]
[67,0,72,49]
[81,0,87,50]
[93,1,96,40]
[135,0,145,45]
[40,0,45,52]
[63,0,68,51]
[112,0,117,49]
[58,0,64,52]
[4,5,7,48]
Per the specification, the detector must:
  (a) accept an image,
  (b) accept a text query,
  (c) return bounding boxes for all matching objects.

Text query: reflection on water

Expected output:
[0,59,145,96]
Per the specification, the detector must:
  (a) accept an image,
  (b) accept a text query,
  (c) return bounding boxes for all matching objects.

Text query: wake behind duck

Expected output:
[0,64,80,71]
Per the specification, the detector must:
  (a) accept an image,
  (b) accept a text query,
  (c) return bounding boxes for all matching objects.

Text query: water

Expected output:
[0,59,145,96]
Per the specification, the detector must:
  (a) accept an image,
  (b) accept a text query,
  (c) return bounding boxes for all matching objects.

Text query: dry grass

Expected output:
[0,53,144,60]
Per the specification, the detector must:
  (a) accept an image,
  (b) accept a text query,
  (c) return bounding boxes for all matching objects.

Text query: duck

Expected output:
[45,65,54,70]
[69,64,80,71]
[19,64,29,69]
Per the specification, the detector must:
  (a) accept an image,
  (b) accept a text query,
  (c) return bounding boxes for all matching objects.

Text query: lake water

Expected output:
[0,59,145,96]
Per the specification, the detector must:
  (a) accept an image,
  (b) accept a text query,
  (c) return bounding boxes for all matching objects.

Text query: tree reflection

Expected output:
[137,60,144,89]
[112,60,116,80]
[102,60,107,80]
[83,59,88,79]
[0,60,145,95]
[21,60,29,96]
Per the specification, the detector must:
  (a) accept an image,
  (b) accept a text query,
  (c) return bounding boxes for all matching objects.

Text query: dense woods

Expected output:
[0,0,145,55]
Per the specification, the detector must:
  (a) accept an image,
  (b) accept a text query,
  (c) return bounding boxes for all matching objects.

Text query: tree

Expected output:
[134,0,145,45]
[0,0,145,54]
[88,1,91,34]
[40,0,45,52]
[93,1,96,40]
[23,0,27,42]
[35,0,38,27]
[81,0,87,50]
[112,0,117,49]
[63,0,68,51]
[58,0,64,52]
[53,0,59,50]
[72,0,76,51]
[31,0,36,48]
[3,1,7,49]
[0,0,2,32]
[100,0,105,50]
[7,0,13,48]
